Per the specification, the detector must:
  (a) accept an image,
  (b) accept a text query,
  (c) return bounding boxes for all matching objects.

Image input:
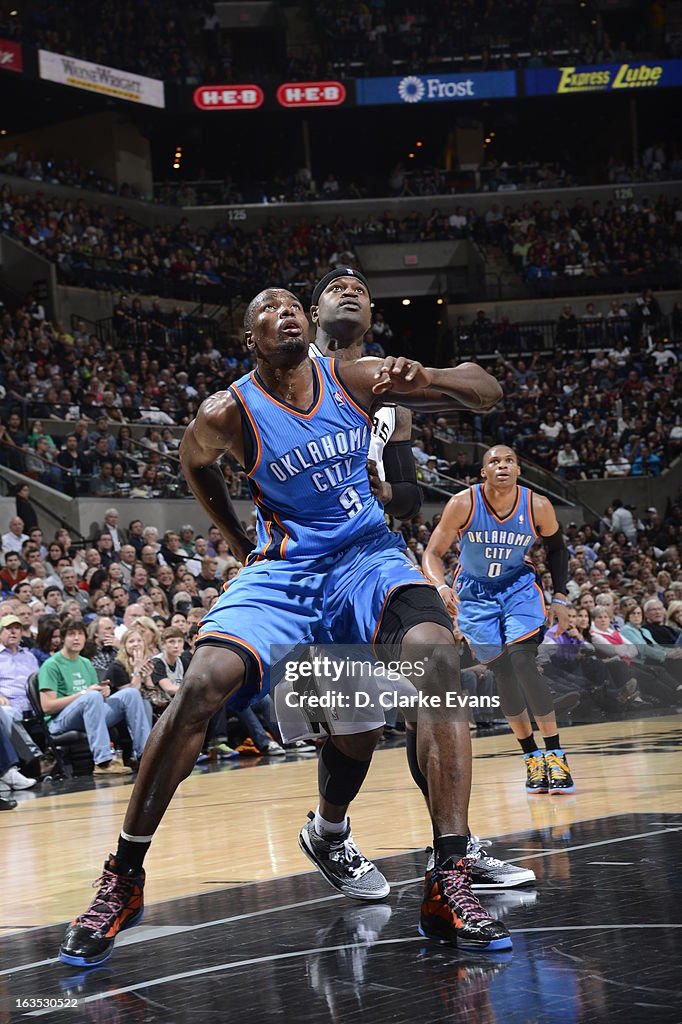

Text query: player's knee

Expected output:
[176,664,244,723]
[332,727,383,760]
[401,621,453,651]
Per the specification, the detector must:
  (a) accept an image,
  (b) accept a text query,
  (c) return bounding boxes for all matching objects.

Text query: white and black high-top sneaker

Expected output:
[467,835,536,889]
[426,836,536,889]
[298,812,390,900]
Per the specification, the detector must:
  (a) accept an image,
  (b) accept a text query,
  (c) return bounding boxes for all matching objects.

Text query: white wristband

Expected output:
[437,583,450,593]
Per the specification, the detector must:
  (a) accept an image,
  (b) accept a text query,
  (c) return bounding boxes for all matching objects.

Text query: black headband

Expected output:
[311,267,371,307]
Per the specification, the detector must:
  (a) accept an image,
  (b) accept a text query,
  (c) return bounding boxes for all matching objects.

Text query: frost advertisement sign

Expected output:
[356,71,516,105]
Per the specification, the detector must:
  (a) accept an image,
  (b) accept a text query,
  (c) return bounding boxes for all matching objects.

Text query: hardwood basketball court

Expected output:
[2,715,681,1022]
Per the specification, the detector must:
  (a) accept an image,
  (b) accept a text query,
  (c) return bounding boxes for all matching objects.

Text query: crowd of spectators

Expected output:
[1,147,145,201]
[2,479,681,805]
[3,181,681,306]
[2,0,678,89]
[0,0,201,83]
[4,143,680,212]
[306,0,671,76]
[1,285,679,493]
[411,304,681,484]
[494,195,682,290]
[0,504,319,805]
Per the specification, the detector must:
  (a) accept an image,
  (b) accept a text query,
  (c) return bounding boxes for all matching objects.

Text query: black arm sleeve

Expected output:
[545,528,569,595]
[382,440,423,520]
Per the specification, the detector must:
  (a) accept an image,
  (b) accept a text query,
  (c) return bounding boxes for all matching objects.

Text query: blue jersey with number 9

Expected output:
[230,356,388,561]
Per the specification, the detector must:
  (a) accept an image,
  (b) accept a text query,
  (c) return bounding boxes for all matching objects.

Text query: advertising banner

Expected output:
[356,71,516,105]
[38,50,165,108]
[0,37,22,74]
[193,84,264,110]
[276,81,347,108]
[525,60,682,95]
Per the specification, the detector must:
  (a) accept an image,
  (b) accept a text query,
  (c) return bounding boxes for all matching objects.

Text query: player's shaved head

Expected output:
[482,445,518,464]
[244,288,301,332]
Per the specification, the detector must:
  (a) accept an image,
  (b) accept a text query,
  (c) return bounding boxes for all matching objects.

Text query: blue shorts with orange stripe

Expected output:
[196,527,430,709]
[454,567,546,664]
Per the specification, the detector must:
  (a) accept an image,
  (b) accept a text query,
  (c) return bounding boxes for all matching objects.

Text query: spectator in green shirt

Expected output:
[38,619,151,776]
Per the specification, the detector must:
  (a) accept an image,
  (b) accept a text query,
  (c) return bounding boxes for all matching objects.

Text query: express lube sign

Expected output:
[356,71,516,105]
[525,60,682,95]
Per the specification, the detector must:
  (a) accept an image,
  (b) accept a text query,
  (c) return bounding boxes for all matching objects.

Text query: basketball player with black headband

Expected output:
[285,268,535,898]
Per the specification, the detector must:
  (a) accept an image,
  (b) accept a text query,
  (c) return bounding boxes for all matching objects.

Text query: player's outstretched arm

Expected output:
[532,493,569,629]
[422,491,471,617]
[180,392,254,564]
[337,356,503,413]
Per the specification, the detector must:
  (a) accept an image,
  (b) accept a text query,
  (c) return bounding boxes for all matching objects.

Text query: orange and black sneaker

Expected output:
[419,857,512,951]
[546,749,575,794]
[59,855,145,967]
[524,750,549,794]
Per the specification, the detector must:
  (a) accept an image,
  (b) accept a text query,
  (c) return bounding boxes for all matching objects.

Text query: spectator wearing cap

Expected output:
[0,613,49,771]
[2,517,28,555]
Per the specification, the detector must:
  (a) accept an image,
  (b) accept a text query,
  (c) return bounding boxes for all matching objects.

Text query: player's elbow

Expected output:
[457,363,503,411]
[384,481,423,520]
[476,372,503,411]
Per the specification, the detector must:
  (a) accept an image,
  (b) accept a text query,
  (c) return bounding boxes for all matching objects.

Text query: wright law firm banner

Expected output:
[356,71,516,106]
[38,50,165,108]
[525,60,682,96]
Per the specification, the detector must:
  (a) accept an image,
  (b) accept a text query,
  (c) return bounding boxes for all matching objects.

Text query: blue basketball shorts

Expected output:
[196,528,431,709]
[454,568,547,663]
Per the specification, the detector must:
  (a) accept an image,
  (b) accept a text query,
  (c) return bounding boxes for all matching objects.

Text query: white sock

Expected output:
[314,807,348,838]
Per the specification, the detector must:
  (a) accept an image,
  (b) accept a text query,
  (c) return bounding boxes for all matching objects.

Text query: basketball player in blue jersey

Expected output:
[59,287,511,968]
[424,445,575,795]
[291,267,535,895]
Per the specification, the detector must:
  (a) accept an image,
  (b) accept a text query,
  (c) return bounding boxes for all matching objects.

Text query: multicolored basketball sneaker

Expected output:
[59,855,145,967]
[419,856,512,951]
[524,750,549,794]
[546,749,575,794]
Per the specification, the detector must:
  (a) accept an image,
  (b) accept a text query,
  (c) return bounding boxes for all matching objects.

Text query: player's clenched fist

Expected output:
[372,356,432,395]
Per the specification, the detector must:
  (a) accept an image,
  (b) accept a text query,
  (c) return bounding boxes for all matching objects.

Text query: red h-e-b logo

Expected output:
[193,85,264,110]
[0,38,23,73]
[276,81,346,108]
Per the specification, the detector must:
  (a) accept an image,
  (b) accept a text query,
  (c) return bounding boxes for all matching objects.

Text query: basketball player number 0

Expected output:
[488,562,502,578]
[339,485,363,518]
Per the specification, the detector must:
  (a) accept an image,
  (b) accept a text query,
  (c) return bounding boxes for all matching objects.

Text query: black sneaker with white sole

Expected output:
[467,834,537,889]
[298,811,390,900]
[426,836,536,889]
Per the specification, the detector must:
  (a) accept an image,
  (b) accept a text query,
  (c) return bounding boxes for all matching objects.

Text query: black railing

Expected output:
[452,314,674,360]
